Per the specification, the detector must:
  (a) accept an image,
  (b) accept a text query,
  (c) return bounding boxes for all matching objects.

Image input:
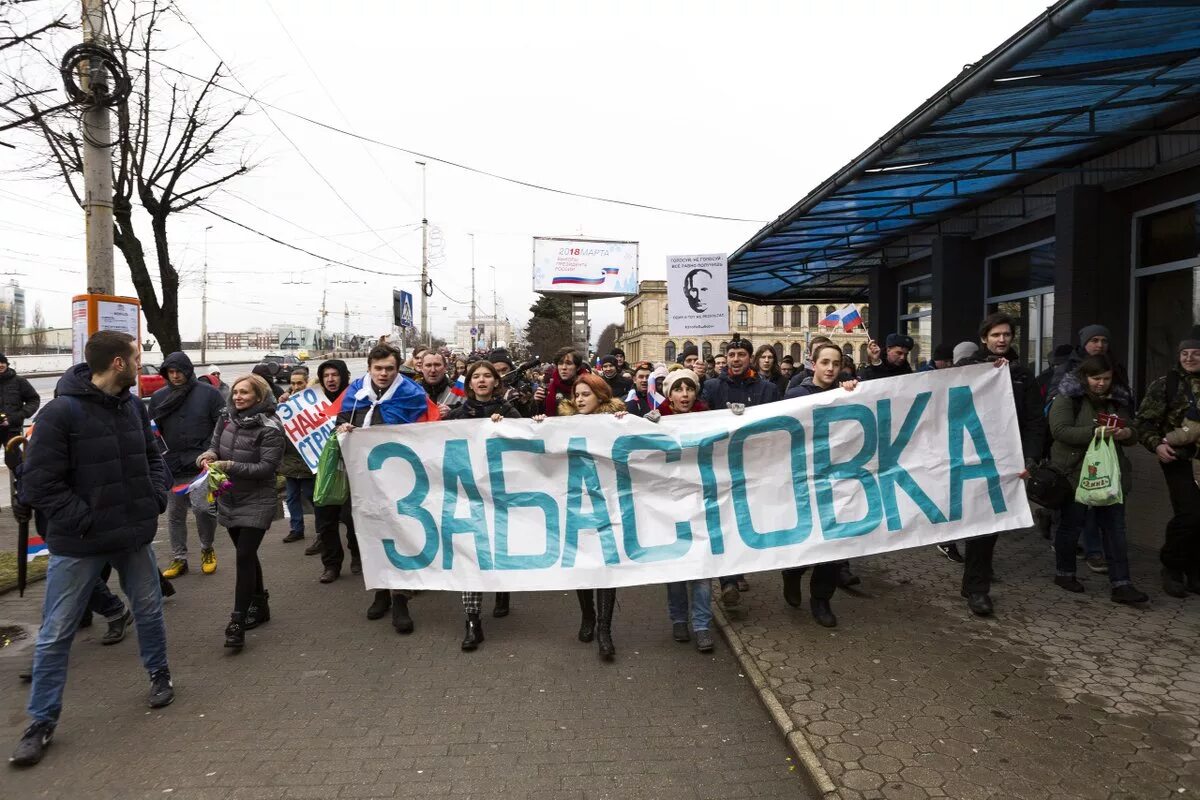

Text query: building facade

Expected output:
[617,280,870,366]
[453,317,514,353]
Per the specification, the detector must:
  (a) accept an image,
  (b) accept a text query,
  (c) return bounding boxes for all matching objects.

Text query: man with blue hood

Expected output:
[149,352,225,579]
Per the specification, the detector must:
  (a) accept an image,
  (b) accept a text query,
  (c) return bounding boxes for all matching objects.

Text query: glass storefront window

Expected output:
[988,242,1056,297]
[901,315,932,370]
[1138,201,1200,268]
[900,277,933,316]
[1136,265,1200,387]
[989,292,1054,374]
[898,276,933,368]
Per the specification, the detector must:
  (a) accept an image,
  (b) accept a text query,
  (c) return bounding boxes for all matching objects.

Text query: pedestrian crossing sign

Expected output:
[393,290,414,329]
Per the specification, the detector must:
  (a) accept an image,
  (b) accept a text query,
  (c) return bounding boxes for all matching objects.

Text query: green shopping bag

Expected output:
[313,434,349,507]
[1075,430,1123,507]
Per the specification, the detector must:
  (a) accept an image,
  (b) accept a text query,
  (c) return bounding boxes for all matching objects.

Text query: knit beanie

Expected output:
[1077,324,1111,348]
[663,369,700,398]
[932,343,954,362]
[0,353,8,365]
[952,341,977,364]
[680,345,699,360]
[1180,324,1200,352]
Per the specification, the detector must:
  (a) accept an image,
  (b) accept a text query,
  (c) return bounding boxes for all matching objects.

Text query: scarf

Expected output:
[152,379,197,421]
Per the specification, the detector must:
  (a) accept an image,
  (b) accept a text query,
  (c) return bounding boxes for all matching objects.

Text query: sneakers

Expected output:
[671,622,690,643]
[1085,555,1108,574]
[200,548,217,575]
[695,629,715,653]
[101,610,133,646]
[936,543,964,564]
[148,670,174,708]
[1112,585,1150,604]
[1054,575,1086,593]
[161,559,188,579]
[9,720,55,767]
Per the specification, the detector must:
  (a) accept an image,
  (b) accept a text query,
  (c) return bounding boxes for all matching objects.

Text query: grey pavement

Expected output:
[0,515,805,799]
[720,450,1200,800]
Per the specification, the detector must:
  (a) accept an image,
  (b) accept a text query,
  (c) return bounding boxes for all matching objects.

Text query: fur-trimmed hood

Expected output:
[1058,368,1133,411]
[557,397,626,416]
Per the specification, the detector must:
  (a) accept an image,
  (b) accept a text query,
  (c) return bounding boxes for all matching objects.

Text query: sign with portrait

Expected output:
[667,253,729,336]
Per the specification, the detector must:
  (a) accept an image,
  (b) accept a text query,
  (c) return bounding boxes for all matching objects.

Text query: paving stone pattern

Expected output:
[0,521,806,800]
[722,454,1200,800]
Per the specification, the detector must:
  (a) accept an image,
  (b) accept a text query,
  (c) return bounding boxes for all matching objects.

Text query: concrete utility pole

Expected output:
[201,225,213,363]
[82,0,114,296]
[417,160,429,347]
[469,233,476,353]
[491,265,498,350]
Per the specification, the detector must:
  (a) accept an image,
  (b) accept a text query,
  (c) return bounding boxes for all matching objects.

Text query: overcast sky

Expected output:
[1,0,1049,347]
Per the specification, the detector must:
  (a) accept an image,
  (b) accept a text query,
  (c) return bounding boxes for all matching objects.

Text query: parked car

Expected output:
[139,363,166,398]
[258,354,303,384]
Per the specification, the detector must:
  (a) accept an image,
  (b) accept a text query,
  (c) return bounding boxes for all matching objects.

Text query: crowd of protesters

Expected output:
[7,310,1200,767]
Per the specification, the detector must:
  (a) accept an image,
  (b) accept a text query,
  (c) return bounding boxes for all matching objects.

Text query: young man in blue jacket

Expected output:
[11,332,174,768]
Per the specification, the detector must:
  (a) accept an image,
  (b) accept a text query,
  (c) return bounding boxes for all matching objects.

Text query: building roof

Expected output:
[727,0,1200,302]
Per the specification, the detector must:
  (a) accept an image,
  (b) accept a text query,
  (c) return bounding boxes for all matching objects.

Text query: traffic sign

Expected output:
[393,290,414,329]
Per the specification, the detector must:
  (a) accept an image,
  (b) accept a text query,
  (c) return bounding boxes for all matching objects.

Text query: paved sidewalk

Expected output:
[720,456,1200,800]
[0,524,806,800]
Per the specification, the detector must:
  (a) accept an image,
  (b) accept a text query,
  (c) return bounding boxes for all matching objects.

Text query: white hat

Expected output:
[207,365,221,374]
[662,369,700,398]
[952,342,977,365]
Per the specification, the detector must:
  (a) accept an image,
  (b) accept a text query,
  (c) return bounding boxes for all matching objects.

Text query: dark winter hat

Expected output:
[600,355,618,367]
[1077,324,1111,347]
[1052,344,1074,363]
[611,348,625,358]
[932,343,955,362]
[781,355,795,365]
[488,348,515,369]
[1180,325,1200,353]
[885,333,914,351]
[0,353,8,365]
[726,337,753,355]
[680,344,699,360]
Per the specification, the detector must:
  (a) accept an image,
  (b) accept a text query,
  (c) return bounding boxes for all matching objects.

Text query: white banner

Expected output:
[667,253,730,336]
[342,365,1031,591]
[532,237,639,297]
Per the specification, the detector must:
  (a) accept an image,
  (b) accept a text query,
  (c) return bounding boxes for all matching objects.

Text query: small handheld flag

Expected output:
[450,375,466,398]
[819,304,864,332]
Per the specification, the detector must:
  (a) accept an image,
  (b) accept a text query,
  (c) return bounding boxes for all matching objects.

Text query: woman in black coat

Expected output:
[198,374,285,650]
[447,361,522,651]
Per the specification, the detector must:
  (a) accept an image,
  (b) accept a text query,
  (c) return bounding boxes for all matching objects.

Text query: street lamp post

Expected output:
[201,225,213,363]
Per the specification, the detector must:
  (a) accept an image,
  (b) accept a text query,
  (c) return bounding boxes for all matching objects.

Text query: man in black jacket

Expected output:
[11,332,174,768]
[0,352,40,470]
[623,362,658,416]
[599,355,632,398]
[149,352,225,578]
[957,312,1046,617]
[858,333,915,381]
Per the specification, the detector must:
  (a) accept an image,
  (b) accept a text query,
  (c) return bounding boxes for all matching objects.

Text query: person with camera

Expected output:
[1048,354,1148,604]
[489,348,540,417]
[1135,325,1200,598]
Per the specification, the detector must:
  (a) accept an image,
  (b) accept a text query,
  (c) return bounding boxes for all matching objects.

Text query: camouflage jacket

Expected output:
[1134,365,1200,453]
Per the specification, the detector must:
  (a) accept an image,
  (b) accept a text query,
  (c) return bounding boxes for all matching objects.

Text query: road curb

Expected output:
[712,600,839,799]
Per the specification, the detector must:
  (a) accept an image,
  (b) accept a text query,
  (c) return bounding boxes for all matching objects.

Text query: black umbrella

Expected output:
[7,436,30,596]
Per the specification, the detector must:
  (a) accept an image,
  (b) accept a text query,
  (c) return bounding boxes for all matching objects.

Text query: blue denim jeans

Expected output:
[666,580,713,632]
[1081,508,1103,559]
[285,477,315,536]
[28,543,169,724]
[89,576,125,621]
[1054,502,1131,587]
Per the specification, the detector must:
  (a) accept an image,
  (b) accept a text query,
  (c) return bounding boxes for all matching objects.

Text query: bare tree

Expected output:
[0,0,72,141]
[596,323,624,360]
[6,0,251,352]
[31,300,46,352]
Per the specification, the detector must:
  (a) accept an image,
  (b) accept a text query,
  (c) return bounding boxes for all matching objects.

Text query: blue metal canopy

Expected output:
[728,0,1200,302]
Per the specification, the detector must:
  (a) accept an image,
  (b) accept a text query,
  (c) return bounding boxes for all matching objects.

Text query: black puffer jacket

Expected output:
[202,399,285,530]
[858,359,914,382]
[23,364,169,557]
[701,370,780,410]
[959,346,1045,460]
[148,352,225,479]
[446,396,521,420]
[0,366,40,434]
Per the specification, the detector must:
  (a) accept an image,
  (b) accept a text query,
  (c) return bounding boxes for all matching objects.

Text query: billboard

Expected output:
[533,237,639,297]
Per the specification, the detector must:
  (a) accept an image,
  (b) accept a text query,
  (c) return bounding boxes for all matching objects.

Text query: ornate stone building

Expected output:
[616,280,870,366]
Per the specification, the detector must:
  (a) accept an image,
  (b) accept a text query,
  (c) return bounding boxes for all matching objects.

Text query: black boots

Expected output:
[244,591,270,630]
[576,589,595,642]
[810,597,837,628]
[224,613,245,649]
[596,588,616,660]
[391,594,414,634]
[1162,568,1188,598]
[493,592,510,618]
[836,563,860,588]
[462,614,484,651]
[782,568,804,608]
[366,589,391,620]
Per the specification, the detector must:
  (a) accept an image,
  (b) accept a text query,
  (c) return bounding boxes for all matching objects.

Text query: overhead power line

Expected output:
[197,204,421,279]
[154,63,767,224]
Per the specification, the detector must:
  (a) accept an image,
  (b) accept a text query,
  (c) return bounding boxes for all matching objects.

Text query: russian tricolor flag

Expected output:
[818,304,864,332]
[26,534,48,562]
[450,374,466,397]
